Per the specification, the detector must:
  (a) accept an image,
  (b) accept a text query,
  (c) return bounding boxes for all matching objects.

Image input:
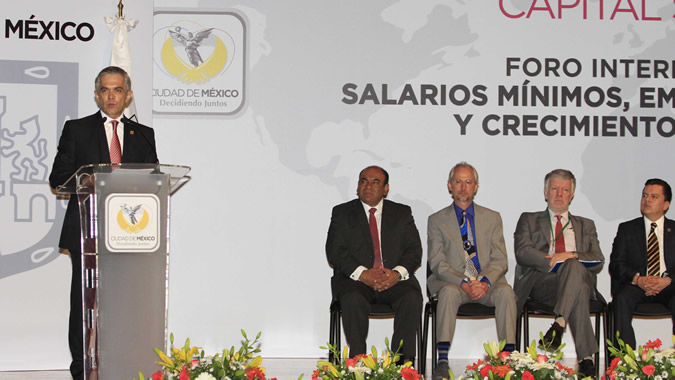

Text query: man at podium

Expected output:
[49,66,158,380]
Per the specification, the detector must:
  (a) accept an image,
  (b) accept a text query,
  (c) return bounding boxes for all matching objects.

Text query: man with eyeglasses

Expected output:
[428,162,517,380]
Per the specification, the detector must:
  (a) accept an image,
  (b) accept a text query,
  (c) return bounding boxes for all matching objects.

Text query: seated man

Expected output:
[513,169,604,378]
[326,165,423,363]
[609,178,674,349]
[428,162,517,380]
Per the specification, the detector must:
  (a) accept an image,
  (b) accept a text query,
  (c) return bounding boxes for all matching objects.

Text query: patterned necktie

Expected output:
[109,120,122,164]
[369,208,382,269]
[554,215,566,253]
[461,211,479,278]
[647,222,660,276]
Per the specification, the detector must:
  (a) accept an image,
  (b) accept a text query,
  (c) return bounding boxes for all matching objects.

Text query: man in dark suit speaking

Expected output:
[49,66,158,380]
[609,178,674,349]
[326,165,422,363]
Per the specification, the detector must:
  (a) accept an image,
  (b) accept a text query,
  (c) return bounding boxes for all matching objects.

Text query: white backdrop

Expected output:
[1,0,674,372]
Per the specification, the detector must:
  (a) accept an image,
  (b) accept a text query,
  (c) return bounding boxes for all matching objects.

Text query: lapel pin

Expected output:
[668,228,672,233]
[129,130,134,135]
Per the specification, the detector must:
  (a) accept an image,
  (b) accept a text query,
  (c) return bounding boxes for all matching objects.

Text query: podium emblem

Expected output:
[105,193,160,253]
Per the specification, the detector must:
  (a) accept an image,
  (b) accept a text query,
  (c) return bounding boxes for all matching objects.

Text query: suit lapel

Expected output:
[664,218,675,269]
[95,113,111,164]
[635,218,648,260]
[537,212,551,249]
[445,203,463,251]
[569,213,583,251]
[473,204,489,265]
[351,200,373,255]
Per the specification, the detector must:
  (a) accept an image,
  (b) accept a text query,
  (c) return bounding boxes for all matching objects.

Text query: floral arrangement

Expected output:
[136,330,276,380]
[311,339,422,380]
[450,338,580,380]
[604,335,675,379]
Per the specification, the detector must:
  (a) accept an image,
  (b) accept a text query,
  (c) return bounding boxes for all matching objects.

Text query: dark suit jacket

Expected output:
[325,198,422,295]
[513,210,604,311]
[609,216,675,296]
[49,112,158,251]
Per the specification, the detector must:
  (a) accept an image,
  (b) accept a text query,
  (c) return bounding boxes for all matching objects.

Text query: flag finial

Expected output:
[117,0,124,19]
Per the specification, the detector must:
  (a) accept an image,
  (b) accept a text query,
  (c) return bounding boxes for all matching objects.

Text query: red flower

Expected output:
[480,364,493,377]
[312,368,322,380]
[493,364,512,377]
[555,362,575,375]
[498,351,510,361]
[645,339,662,350]
[642,365,655,376]
[466,359,484,370]
[521,370,534,380]
[247,367,266,380]
[345,357,359,368]
[400,367,422,380]
[179,367,190,380]
[152,371,164,380]
[607,357,621,373]
[536,354,548,363]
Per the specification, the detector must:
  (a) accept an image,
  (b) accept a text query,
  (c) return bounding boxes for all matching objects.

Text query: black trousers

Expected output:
[613,283,675,349]
[338,279,422,360]
[68,248,84,380]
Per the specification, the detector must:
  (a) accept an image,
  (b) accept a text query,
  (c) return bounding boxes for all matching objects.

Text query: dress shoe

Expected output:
[578,358,596,378]
[539,321,564,351]
[432,361,450,380]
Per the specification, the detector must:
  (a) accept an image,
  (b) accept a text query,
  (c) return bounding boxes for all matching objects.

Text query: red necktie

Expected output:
[369,208,382,268]
[554,215,566,253]
[109,120,122,164]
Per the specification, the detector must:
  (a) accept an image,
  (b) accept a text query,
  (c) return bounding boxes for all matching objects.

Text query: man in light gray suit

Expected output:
[513,169,604,378]
[428,162,517,380]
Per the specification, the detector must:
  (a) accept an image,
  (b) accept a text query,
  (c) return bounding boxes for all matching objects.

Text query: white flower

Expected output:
[530,361,555,370]
[347,364,372,375]
[195,374,216,380]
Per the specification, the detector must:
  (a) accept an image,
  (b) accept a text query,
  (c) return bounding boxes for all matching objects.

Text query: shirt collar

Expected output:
[644,215,665,230]
[453,202,474,217]
[361,198,383,215]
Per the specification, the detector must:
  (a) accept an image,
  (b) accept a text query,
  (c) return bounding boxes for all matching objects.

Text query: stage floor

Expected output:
[0,357,603,379]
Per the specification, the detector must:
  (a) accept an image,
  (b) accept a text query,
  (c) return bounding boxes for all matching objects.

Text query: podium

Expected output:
[56,163,190,380]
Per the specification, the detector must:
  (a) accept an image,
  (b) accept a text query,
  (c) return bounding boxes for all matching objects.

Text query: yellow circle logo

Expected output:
[117,205,150,233]
[160,26,229,84]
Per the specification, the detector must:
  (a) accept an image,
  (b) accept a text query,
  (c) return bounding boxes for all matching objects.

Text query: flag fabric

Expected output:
[105,14,139,121]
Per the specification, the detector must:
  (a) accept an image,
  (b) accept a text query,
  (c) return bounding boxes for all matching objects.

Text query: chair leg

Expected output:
[515,310,522,352]
[594,311,601,377]
[417,318,423,372]
[420,303,430,375]
[431,302,437,370]
[523,305,530,349]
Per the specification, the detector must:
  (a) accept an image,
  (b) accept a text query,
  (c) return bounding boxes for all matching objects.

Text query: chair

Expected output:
[521,291,608,377]
[606,301,671,362]
[421,295,520,376]
[328,297,423,368]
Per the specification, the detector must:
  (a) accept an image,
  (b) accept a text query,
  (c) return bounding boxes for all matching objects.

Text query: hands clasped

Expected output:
[461,279,489,300]
[359,267,400,292]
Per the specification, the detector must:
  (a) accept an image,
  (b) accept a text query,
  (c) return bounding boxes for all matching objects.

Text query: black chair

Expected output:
[422,296,520,376]
[606,301,671,363]
[521,291,608,377]
[328,297,423,368]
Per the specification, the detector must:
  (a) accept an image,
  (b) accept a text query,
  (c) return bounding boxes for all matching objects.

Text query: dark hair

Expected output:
[94,66,131,91]
[359,165,389,185]
[645,178,672,203]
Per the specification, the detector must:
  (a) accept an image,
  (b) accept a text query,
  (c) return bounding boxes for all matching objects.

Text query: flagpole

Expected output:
[117,0,124,19]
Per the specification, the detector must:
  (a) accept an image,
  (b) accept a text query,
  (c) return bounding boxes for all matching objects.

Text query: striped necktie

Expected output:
[647,222,660,276]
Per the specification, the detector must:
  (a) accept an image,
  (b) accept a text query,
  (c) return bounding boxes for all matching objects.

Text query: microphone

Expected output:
[121,116,159,164]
